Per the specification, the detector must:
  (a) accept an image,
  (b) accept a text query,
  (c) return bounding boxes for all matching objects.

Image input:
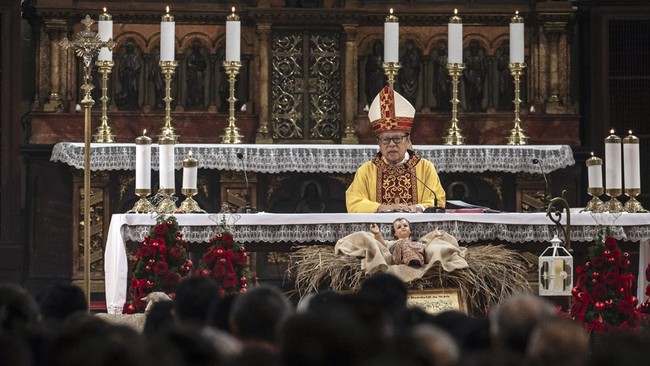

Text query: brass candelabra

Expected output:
[60,14,114,304]
[221,61,244,143]
[159,60,178,141]
[382,61,401,89]
[583,187,605,213]
[129,188,155,213]
[604,188,623,213]
[624,188,647,213]
[180,188,205,213]
[93,60,115,142]
[507,63,528,145]
[444,63,465,145]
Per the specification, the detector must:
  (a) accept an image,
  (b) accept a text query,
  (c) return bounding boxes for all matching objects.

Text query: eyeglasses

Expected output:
[378,134,409,145]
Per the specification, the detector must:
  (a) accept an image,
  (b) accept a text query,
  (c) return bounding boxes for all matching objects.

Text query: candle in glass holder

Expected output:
[226,7,241,62]
[509,11,524,63]
[135,130,151,191]
[623,130,640,190]
[160,6,175,62]
[384,8,399,63]
[604,129,622,190]
[448,9,463,64]
[586,152,603,188]
[158,136,175,191]
[182,151,198,190]
[98,8,113,61]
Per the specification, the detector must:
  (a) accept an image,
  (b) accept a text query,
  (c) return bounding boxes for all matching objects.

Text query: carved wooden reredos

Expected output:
[27,1,577,145]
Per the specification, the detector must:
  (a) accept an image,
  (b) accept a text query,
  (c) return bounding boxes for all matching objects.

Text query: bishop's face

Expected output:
[377,131,410,165]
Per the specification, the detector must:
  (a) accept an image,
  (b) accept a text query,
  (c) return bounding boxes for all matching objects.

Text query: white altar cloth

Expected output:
[105,211,650,314]
[51,142,575,174]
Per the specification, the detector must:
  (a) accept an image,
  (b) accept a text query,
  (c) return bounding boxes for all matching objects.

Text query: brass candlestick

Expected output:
[382,61,401,89]
[583,187,605,213]
[60,14,114,305]
[157,189,178,213]
[444,63,465,145]
[604,188,623,213]
[624,188,647,213]
[507,62,528,145]
[221,61,244,143]
[159,60,179,140]
[129,188,155,213]
[180,188,205,213]
[93,60,115,142]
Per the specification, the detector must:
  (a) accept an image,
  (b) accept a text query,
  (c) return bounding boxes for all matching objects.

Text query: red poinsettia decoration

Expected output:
[127,216,192,312]
[196,228,251,297]
[638,262,650,314]
[570,228,641,334]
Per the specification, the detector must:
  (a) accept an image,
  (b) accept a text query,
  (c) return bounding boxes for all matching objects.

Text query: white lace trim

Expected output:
[51,142,575,174]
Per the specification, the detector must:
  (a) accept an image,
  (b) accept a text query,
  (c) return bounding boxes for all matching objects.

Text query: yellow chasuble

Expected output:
[346,151,446,213]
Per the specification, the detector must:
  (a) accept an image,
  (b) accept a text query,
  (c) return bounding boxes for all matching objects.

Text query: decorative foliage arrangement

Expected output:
[570,228,640,333]
[127,216,192,312]
[196,227,251,297]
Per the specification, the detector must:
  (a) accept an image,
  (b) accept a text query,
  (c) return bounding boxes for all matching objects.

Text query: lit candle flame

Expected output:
[103,7,107,13]
[232,6,236,13]
[166,6,170,14]
[610,129,615,134]
[390,8,393,15]
[454,9,458,15]
[143,129,147,136]
[189,150,193,157]
[591,151,594,157]
[516,10,519,15]
[629,129,633,135]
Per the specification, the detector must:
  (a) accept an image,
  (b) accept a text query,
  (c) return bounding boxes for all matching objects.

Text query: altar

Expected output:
[104,211,650,314]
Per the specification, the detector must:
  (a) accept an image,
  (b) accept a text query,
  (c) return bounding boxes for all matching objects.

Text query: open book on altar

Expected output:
[445,200,500,213]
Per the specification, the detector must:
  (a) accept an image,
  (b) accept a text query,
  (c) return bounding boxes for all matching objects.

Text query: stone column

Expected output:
[341,23,359,144]
[43,20,68,112]
[255,23,273,143]
[544,22,566,113]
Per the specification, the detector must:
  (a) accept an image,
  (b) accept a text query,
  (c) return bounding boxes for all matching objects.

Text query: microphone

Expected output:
[532,158,550,211]
[413,175,446,213]
[236,152,257,214]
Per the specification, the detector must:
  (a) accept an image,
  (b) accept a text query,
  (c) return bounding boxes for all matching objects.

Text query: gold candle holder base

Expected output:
[581,187,605,213]
[156,189,177,213]
[159,60,179,141]
[506,63,528,145]
[221,61,244,144]
[624,189,647,213]
[604,188,623,213]
[128,190,155,213]
[179,188,205,213]
[93,60,115,143]
[382,61,401,89]
[444,63,465,145]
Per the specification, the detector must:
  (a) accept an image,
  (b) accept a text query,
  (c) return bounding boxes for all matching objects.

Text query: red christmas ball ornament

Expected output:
[618,287,625,295]
[571,287,580,297]
[591,278,599,285]
[605,299,614,307]
[623,252,629,258]
[219,258,227,264]
[152,241,159,247]
[585,262,591,269]
[219,288,226,297]
[607,257,616,263]
[240,276,247,284]
[124,303,136,314]
[603,249,611,257]
[216,248,224,256]
[595,301,605,312]
[149,259,156,264]
[146,280,153,287]
[167,220,173,226]
[145,265,152,272]
[239,246,246,253]
[593,271,600,278]
[186,259,193,268]
[631,296,638,306]
[201,269,211,277]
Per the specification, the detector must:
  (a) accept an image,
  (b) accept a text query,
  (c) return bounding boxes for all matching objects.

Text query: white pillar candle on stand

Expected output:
[160,6,175,62]
[509,11,525,63]
[182,151,198,190]
[448,9,463,64]
[98,8,113,61]
[226,7,241,62]
[623,131,641,189]
[158,136,175,191]
[135,131,152,190]
[586,152,603,188]
[604,130,622,190]
[384,8,399,63]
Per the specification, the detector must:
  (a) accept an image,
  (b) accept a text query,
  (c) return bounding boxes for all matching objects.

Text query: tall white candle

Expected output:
[226,7,241,62]
[384,8,399,63]
[182,151,198,190]
[623,131,641,190]
[586,152,603,188]
[135,130,151,191]
[158,136,175,191]
[510,11,525,64]
[448,9,463,64]
[98,8,113,61]
[160,7,175,62]
[604,130,622,190]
